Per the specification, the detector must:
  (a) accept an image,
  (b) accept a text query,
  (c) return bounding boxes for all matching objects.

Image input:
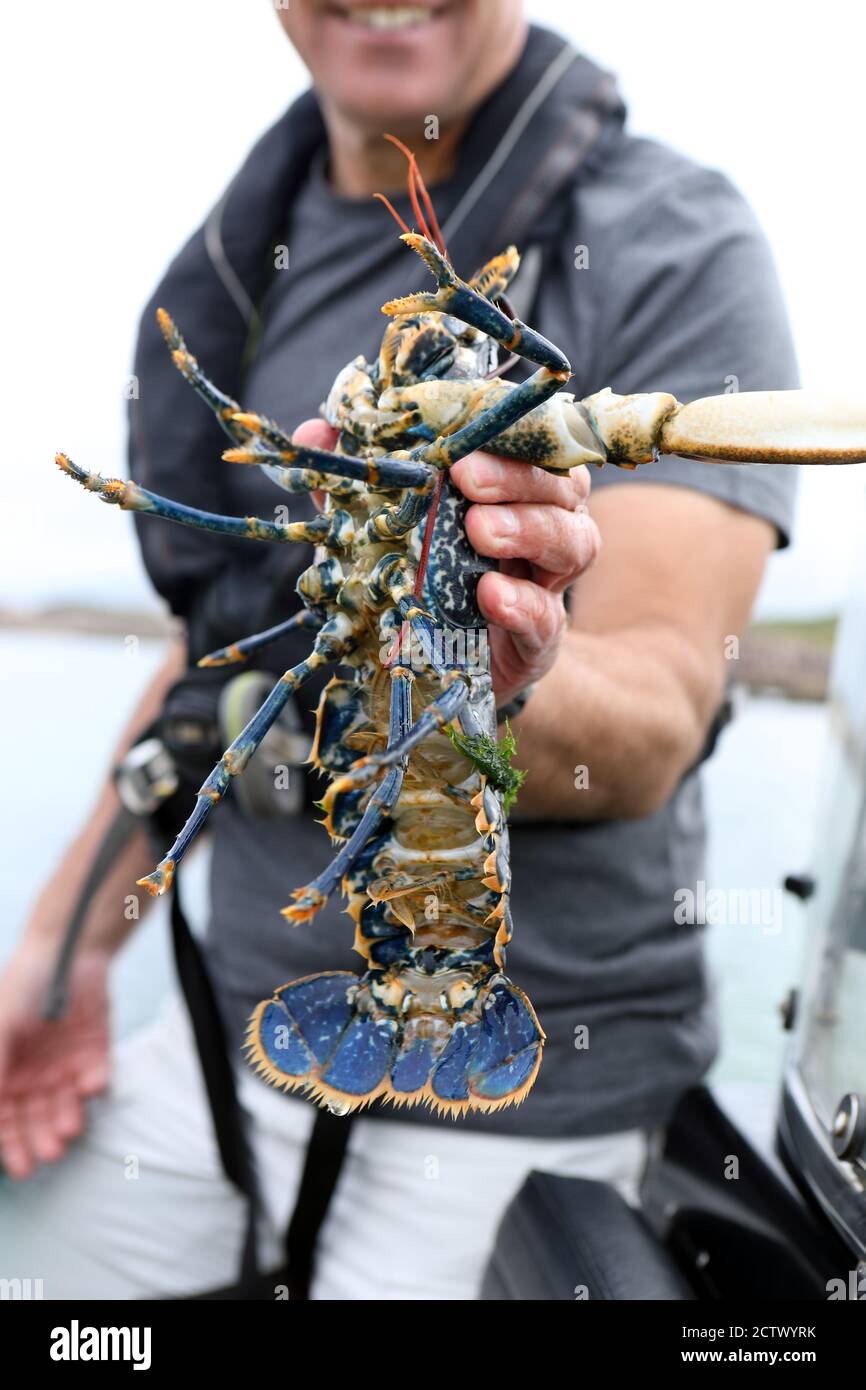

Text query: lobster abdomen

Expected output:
[246,652,542,1115]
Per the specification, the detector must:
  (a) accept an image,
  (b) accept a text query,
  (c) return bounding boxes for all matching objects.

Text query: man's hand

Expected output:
[450,449,600,703]
[292,420,601,704]
[0,941,110,1179]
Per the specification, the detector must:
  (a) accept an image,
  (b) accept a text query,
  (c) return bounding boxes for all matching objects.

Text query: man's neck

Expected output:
[322,103,468,199]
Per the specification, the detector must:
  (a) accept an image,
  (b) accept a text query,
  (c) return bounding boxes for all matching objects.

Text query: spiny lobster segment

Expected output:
[56,147,866,1116]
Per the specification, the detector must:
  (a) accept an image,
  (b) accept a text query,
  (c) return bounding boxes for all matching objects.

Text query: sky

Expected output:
[3,0,865,619]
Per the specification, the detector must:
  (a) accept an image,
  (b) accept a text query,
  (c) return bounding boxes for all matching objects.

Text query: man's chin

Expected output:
[333,76,462,135]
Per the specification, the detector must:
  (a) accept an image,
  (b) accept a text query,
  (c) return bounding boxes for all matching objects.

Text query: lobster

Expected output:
[56,146,866,1117]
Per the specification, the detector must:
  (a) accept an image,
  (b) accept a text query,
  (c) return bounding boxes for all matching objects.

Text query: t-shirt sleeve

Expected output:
[577,152,800,546]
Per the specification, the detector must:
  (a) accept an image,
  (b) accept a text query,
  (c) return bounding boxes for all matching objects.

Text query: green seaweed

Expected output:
[446,718,526,814]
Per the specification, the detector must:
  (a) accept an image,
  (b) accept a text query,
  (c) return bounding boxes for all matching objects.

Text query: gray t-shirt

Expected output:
[205,135,798,1136]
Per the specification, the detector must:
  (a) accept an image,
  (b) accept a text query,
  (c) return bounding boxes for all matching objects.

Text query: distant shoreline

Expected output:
[736,618,836,701]
[0,604,178,640]
[0,606,836,701]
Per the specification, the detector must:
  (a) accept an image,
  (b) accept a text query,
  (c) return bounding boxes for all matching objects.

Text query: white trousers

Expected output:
[0,994,651,1300]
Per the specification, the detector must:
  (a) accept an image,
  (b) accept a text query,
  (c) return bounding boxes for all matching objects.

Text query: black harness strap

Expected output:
[285,1109,355,1301]
[170,887,260,1295]
[42,805,141,1021]
[171,884,355,1299]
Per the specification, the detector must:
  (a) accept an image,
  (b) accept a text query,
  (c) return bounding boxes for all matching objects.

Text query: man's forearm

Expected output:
[24,639,187,955]
[511,623,721,822]
[26,791,156,956]
[507,480,777,823]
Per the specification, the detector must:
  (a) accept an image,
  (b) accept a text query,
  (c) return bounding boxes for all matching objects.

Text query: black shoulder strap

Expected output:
[170,888,261,1294]
[284,1109,354,1301]
[43,805,141,1021]
[170,883,355,1299]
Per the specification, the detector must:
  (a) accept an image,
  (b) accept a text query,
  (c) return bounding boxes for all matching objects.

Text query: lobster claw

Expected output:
[658,389,866,464]
[581,386,866,467]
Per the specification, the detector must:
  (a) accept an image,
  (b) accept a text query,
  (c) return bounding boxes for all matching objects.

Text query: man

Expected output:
[0,1,797,1299]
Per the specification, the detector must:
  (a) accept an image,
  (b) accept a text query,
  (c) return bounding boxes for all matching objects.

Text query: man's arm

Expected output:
[0,640,186,1178]
[511,482,774,819]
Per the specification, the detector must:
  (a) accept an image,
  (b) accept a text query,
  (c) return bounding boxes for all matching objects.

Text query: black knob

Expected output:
[779,987,798,1032]
[832,1093,866,1161]
[783,873,816,901]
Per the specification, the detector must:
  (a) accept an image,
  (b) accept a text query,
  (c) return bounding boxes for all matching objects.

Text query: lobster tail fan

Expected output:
[246,969,544,1117]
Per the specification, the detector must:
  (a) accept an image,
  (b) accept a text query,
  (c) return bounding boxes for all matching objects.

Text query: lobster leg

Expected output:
[383,235,567,374]
[397,596,458,675]
[282,667,414,923]
[334,409,424,450]
[137,616,359,896]
[157,308,247,444]
[198,609,322,669]
[468,246,521,300]
[371,559,487,741]
[417,369,568,469]
[157,315,362,496]
[364,554,487,741]
[225,441,434,492]
[383,235,571,470]
[159,308,434,491]
[324,669,469,795]
[55,454,355,546]
[249,461,362,500]
[395,596,487,739]
[361,488,432,544]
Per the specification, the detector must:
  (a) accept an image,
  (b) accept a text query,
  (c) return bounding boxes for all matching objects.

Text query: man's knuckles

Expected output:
[453,452,590,509]
[467,501,595,573]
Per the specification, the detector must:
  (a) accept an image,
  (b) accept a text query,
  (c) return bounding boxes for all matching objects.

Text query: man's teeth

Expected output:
[345,7,434,29]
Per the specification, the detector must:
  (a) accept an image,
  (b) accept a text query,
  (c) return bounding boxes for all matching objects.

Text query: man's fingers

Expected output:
[51,1088,84,1142]
[22,1095,64,1166]
[0,1098,34,1180]
[290,418,339,512]
[291,418,338,451]
[76,1056,109,1098]
[477,571,566,659]
[0,1083,86,1178]
[0,1130,33,1181]
[451,452,591,509]
[466,500,601,580]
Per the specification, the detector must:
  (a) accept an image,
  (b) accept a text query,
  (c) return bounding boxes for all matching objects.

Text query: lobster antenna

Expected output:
[375,135,450,608]
[381,133,447,255]
[372,192,412,238]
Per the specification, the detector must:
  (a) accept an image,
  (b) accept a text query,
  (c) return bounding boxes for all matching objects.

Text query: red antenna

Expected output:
[372,192,412,238]
[377,133,448,255]
[374,135,450,608]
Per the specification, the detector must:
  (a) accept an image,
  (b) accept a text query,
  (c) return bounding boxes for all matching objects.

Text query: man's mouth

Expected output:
[329,4,448,32]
